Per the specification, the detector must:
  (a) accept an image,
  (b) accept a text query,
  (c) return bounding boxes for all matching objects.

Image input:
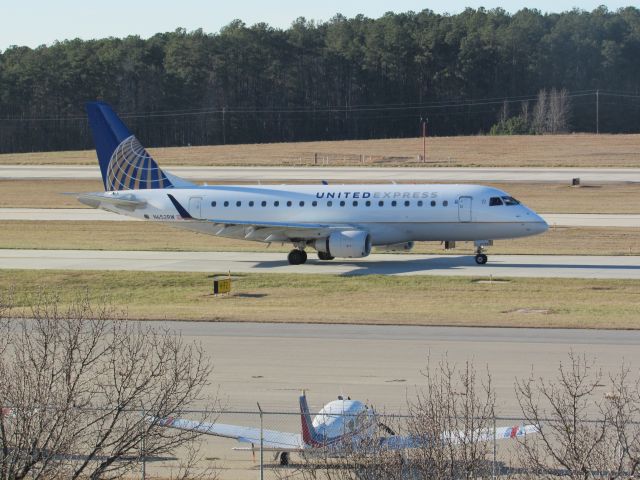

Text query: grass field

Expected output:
[1,270,638,329]
[2,179,639,213]
[2,134,639,168]
[0,221,638,256]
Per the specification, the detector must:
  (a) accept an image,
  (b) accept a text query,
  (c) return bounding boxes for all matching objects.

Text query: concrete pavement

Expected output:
[2,165,640,182]
[1,249,639,279]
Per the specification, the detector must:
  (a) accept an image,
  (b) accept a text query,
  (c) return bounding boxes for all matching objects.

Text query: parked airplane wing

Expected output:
[154,417,303,451]
[381,424,539,449]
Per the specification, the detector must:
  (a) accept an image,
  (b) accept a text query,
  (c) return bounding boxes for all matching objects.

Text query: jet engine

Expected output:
[375,241,414,252]
[315,230,372,258]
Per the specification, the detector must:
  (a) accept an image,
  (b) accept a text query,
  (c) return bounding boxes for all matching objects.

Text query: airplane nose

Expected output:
[529,212,549,234]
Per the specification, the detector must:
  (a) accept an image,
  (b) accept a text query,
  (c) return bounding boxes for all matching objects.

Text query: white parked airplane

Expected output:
[155,393,538,466]
[79,102,547,265]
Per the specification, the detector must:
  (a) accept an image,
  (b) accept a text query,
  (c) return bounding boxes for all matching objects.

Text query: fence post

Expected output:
[141,409,146,480]
[257,403,264,480]
[492,413,497,480]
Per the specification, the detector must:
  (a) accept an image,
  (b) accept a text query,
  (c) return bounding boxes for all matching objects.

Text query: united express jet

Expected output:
[79,102,548,265]
[155,392,538,466]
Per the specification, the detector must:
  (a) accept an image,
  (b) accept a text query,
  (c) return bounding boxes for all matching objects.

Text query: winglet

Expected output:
[167,194,193,219]
[299,393,323,447]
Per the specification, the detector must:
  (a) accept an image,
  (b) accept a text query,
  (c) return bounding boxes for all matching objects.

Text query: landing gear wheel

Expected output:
[475,253,488,265]
[280,452,290,466]
[317,251,335,261]
[287,250,307,265]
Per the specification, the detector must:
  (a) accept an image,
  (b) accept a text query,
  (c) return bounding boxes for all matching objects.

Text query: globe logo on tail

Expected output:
[106,135,173,191]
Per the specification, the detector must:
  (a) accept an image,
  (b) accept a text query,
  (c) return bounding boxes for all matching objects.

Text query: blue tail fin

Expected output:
[86,102,174,191]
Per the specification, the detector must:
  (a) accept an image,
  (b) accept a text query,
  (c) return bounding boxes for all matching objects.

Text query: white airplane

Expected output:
[79,102,547,265]
[155,393,538,466]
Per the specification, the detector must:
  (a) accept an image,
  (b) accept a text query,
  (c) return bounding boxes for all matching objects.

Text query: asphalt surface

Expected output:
[2,208,639,227]
[155,321,640,411]
[2,165,640,182]
[2,249,639,279]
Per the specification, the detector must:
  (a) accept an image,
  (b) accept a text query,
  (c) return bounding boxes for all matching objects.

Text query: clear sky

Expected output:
[1,0,636,50]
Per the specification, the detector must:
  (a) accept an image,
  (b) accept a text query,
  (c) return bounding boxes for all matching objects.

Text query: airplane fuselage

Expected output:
[95,183,547,246]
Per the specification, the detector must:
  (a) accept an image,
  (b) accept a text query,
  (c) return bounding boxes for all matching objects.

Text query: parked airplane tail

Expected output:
[86,101,189,191]
[299,393,324,447]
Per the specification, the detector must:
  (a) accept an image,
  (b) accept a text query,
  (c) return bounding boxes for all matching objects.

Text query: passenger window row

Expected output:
[210,199,450,208]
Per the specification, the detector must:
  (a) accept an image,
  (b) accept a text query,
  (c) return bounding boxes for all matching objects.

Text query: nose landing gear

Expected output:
[474,240,492,265]
[474,253,488,265]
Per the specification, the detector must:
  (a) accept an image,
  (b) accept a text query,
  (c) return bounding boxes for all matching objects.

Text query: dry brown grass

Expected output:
[0,221,638,256]
[1,270,638,329]
[2,179,639,213]
[0,179,104,208]
[1,134,639,167]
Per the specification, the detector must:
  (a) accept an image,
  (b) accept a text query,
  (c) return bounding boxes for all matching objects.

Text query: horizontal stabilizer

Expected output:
[77,192,147,211]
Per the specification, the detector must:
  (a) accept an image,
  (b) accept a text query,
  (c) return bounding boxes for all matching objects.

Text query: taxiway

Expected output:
[2,165,640,182]
[2,249,639,279]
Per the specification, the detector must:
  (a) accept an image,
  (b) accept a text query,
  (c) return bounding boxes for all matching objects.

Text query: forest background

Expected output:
[1,6,639,153]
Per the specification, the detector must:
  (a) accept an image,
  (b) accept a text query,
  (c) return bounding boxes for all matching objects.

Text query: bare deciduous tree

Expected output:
[288,357,496,480]
[531,88,571,134]
[0,288,217,480]
[405,357,495,480]
[602,364,640,477]
[548,88,570,133]
[515,351,640,480]
[532,89,548,134]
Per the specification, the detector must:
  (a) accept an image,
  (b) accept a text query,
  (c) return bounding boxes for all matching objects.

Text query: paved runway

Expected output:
[1,208,639,227]
[146,321,640,478]
[157,321,640,412]
[2,249,639,279]
[2,165,640,182]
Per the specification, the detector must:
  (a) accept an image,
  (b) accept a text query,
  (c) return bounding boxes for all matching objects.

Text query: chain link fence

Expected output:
[140,409,543,480]
[3,404,638,479]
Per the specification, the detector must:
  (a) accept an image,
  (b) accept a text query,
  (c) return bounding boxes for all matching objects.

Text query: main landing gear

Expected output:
[317,251,335,261]
[287,249,307,265]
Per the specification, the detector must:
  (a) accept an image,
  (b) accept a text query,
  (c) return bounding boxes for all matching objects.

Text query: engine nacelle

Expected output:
[315,230,372,258]
[375,241,414,252]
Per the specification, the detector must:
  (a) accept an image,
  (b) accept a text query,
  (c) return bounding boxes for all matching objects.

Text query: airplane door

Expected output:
[458,196,472,222]
[188,197,202,218]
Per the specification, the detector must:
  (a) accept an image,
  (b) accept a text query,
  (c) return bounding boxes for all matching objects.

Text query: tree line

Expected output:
[1,6,640,153]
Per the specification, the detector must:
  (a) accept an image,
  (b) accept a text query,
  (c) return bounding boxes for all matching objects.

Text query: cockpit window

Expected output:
[489,197,503,206]
[502,196,520,206]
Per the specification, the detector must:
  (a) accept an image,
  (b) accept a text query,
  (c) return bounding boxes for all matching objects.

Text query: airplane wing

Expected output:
[155,417,304,452]
[206,219,353,242]
[381,424,539,450]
